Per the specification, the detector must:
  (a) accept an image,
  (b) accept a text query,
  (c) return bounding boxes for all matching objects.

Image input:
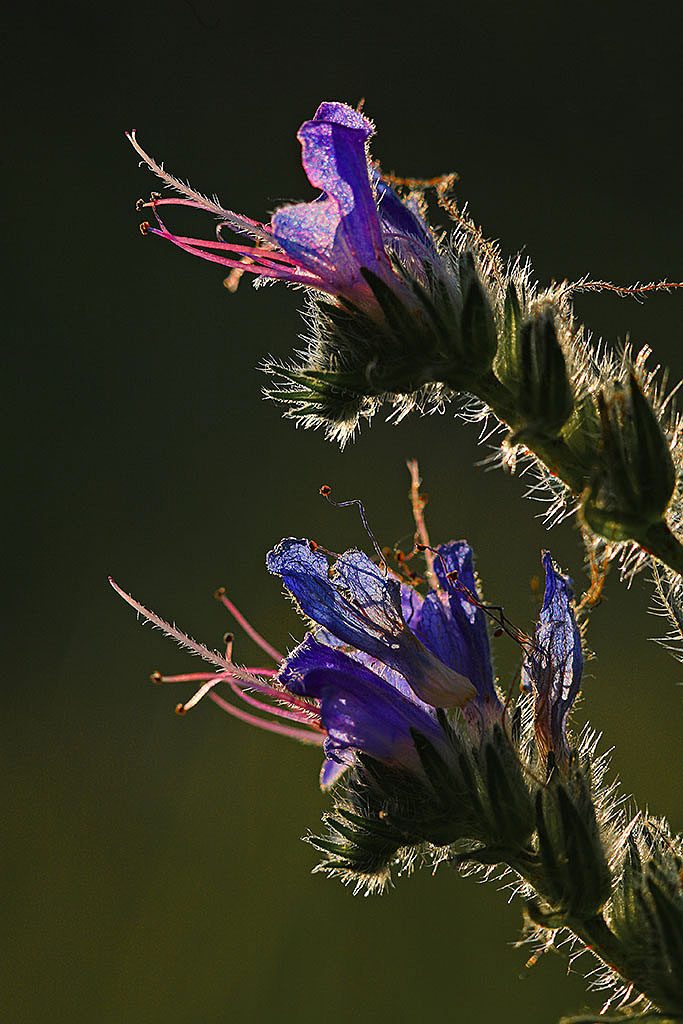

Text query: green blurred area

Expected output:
[5,3,682,1021]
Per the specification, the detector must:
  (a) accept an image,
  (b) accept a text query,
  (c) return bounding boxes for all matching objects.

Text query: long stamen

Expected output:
[226,679,323,728]
[157,666,321,725]
[177,676,223,714]
[214,587,284,663]
[151,668,279,683]
[126,130,273,243]
[152,672,216,683]
[142,202,339,295]
[145,226,312,281]
[109,577,258,685]
[208,690,325,744]
[140,228,299,267]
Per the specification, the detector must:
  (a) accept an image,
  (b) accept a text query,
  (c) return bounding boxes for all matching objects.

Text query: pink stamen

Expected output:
[148,227,306,279]
[144,194,341,298]
[157,666,317,716]
[181,677,222,712]
[155,672,216,683]
[227,679,323,728]
[109,577,257,685]
[111,577,324,743]
[149,230,301,266]
[208,690,325,744]
[127,130,273,244]
[149,231,340,294]
[215,589,284,664]
[142,198,272,239]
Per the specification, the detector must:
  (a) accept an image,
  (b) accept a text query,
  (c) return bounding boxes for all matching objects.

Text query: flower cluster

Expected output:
[112,531,582,846]
[113,522,683,1011]
[129,98,683,598]
[125,101,683,1016]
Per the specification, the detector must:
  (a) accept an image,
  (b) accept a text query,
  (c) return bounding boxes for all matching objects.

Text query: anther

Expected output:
[175,703,187,716]
[213,586,226,600]
[135,198,145,212]
[150,670,163,684]
[319,484,332,497]
[416,542,427,552]
[149,191,161,202]
[309,540,319,552]
[139,221,151,236]
[223,631,234,645]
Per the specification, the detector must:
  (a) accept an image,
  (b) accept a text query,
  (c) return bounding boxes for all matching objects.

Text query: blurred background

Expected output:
[5,3,682,1021]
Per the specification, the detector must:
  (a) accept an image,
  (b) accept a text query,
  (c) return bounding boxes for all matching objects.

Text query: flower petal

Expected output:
[432,541,499,708]
[267,538,404,653]
[524,552,583,759]
[267,539,475,709]
[374,174,436,253]
[282,635,443,771]
[272,104,387,292]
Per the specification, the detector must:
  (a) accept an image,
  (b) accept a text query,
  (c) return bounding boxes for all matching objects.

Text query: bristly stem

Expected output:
[512,857,666,1012]
[475,370,593,492]
[635,520,683,577]
[475,371,683,577]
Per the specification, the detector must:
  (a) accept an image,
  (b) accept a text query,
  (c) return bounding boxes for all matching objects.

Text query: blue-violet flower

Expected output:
[112,536,582,791]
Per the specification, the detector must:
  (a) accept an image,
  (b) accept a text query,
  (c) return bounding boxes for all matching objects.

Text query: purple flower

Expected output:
[128,101,440,315]
[114,531,580,796]
[266,538,476,711]
[522,552,583,763]
[279,634,448,789]
[266,536,510,786]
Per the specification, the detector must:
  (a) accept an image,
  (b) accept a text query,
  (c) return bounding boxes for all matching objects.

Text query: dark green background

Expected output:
[6,3,682,1021]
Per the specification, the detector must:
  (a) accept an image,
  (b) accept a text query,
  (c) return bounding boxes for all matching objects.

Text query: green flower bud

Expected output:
[534,760,611,919]
[498,302,574,440]
[611,830,683,1013]
[582,372,676,542]
[478,723,535,852]
[451,251,499,385]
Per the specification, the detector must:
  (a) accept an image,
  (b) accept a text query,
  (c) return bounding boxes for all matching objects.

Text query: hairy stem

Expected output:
[475,371,592,491]
[635,520,683,576]
[474,371,683,576]
[512,856,665,1010]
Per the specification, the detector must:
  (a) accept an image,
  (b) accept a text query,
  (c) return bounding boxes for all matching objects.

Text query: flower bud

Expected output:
[534,759,611,919]
[478,723,535,852]
[611,829,683,1012]
[450,251,499,386]
[497,298,574,439]
[582,372,675,542]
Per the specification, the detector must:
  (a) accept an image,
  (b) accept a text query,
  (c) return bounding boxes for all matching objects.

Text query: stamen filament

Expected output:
[214,588,284,663]
[208,690,325,744]
[155,672,216,683]
[126,131,273,243]
[227,679,323,728]
[407,459,437,588]
[146,230,300,268]
[109,577,260,685]
[148,227,311,281]
[181,677,222,712]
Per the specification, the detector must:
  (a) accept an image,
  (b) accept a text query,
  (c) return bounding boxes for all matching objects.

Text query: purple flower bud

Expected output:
[522,552,583,763]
